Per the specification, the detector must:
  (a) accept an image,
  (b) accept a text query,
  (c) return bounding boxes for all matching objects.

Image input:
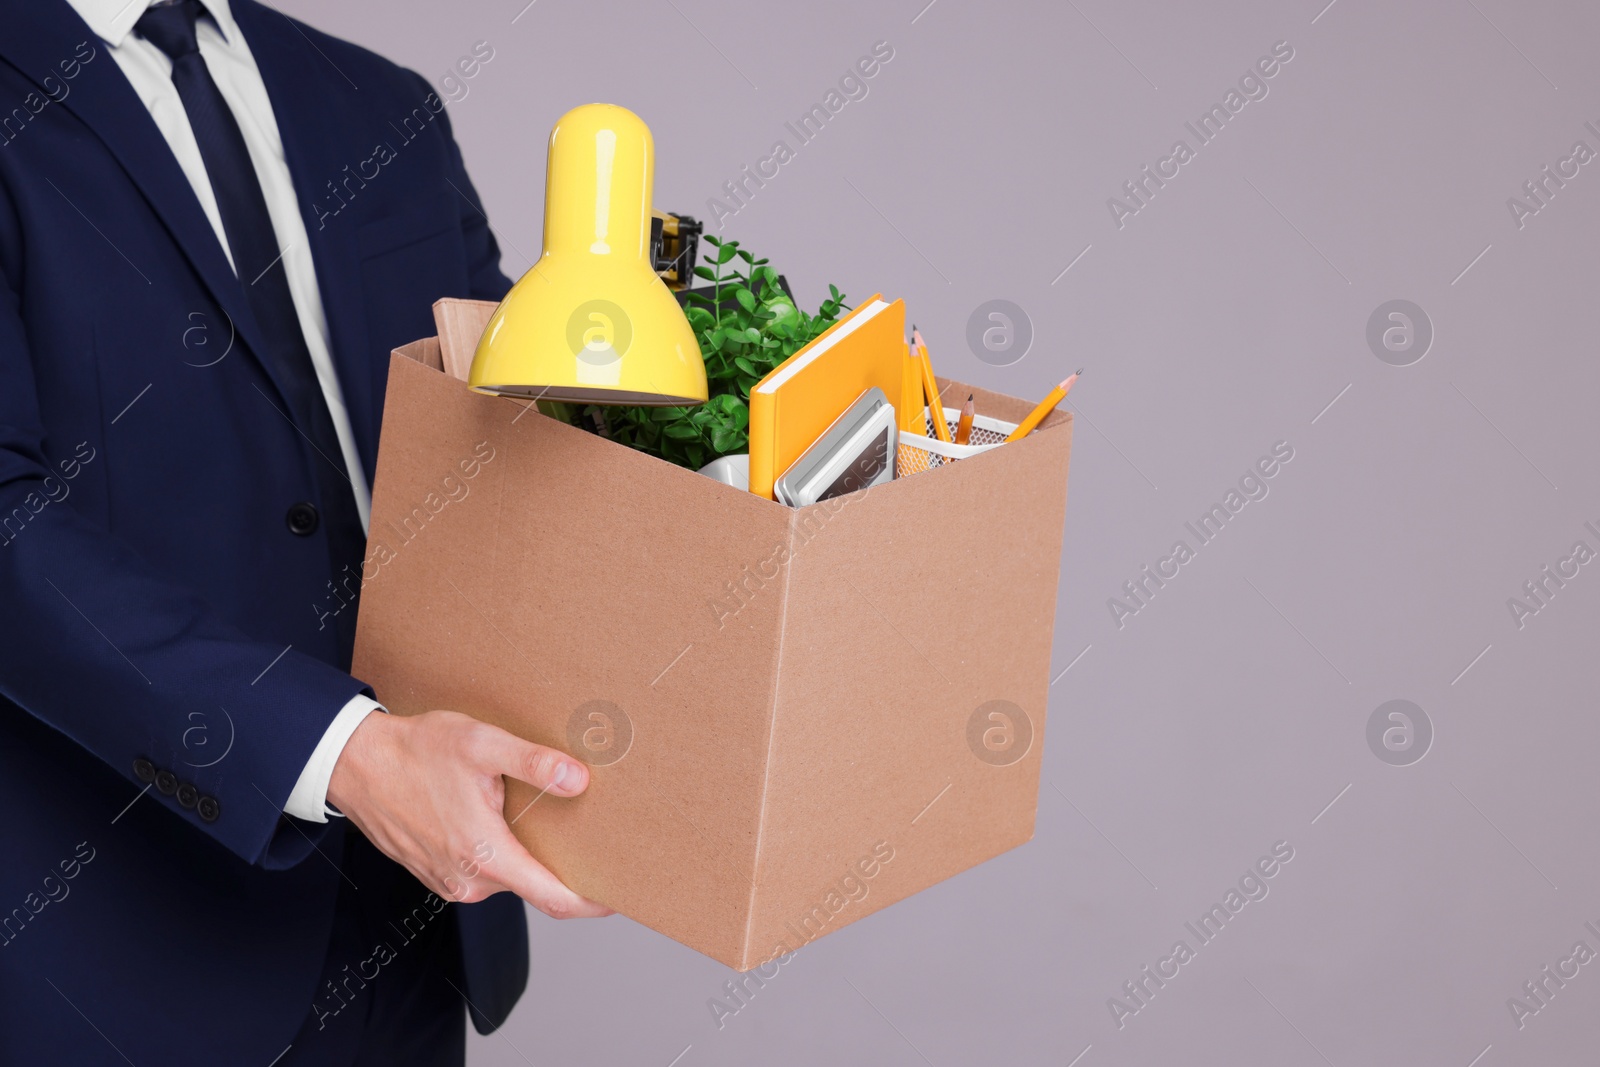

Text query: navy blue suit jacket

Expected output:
[0,2,528,1062]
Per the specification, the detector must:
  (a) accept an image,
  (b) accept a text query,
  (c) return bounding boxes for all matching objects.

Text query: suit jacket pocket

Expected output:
[356,213,455,260]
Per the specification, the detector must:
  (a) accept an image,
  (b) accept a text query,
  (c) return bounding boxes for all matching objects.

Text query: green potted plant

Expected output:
[585,235,847,470]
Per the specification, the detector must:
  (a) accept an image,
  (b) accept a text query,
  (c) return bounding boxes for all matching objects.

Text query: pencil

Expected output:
[954,394,975,445]
[1005,369,1080,442]
[911,325,953,443]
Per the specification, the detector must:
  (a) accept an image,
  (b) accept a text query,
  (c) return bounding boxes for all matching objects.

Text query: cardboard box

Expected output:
[352,299,1073,970]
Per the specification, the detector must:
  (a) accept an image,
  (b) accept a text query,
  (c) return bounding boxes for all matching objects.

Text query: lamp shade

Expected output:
[468,104,708,406]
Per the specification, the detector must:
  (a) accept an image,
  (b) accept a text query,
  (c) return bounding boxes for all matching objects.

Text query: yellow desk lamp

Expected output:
[469,104,708,406]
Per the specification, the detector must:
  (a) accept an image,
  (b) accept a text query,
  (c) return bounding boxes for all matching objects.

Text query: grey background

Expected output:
[274,0,1600,1063]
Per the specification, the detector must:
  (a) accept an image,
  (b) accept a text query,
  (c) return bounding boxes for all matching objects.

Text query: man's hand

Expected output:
[327,709,612,919]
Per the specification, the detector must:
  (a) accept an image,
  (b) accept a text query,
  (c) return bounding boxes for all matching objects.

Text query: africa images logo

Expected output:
[1106,40,1295,229]
[1107,841,1295,1029]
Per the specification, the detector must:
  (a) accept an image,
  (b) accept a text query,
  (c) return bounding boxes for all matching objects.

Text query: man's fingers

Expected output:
[471,723,589,798]
[456,722,602,915]
[479,832,612,918]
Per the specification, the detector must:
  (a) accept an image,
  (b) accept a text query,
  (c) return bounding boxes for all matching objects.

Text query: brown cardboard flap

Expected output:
[394,336,443,372]
[431,298,500,382]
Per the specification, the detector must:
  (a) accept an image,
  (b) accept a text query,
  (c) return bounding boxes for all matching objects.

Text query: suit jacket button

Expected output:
[286,502,319,536]
[176,781,199,809]
[197,795,221,823]
[133,758,156,784]
[154,769,178,796]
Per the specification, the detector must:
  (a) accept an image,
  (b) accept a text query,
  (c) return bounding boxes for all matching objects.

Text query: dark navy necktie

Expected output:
[137,0,366,664]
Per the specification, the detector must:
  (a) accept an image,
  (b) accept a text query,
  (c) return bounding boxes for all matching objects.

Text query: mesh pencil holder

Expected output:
[896,407,1018,478]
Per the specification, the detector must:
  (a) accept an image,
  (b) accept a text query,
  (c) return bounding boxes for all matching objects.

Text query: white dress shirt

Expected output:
[65,0,381,822]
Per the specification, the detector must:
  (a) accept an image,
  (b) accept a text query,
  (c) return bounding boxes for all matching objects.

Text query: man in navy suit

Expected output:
[0,1,609,1063]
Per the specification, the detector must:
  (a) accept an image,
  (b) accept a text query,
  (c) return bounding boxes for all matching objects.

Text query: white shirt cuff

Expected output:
[284,695,384,823]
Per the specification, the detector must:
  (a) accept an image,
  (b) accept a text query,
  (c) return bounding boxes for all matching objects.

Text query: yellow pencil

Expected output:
[1005,369,1081,442]
[954,394,975,445]
[911,325,952,443]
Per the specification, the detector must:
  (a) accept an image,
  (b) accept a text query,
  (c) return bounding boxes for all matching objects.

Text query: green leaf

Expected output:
[591,234,851,471]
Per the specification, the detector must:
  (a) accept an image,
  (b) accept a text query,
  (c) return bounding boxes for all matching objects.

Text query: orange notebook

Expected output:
[748,295,907,500]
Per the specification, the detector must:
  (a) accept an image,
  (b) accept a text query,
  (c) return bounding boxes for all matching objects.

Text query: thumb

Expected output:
[475,725,589,798]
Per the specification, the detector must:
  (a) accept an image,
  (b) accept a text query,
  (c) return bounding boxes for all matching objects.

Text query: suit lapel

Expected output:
[231,0,377,477]
[0,1,294,414]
